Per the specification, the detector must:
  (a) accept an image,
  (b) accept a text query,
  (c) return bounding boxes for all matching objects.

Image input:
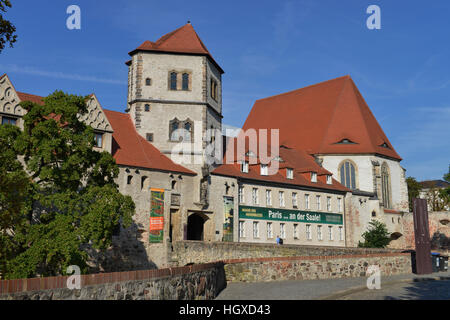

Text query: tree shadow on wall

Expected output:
[85,221,157,273]
[383,277,450,300]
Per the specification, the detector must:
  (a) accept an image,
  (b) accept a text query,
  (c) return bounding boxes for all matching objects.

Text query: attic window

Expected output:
[380,142,390,149]
[286,168,294,179]
[311,172,317,183]
[336,138,356,144]
[326,175,332,184]
[241,161,249,173]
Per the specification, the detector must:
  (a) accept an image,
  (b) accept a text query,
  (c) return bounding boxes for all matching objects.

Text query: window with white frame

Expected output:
[279,191,285,207]
[253,221,260,238]
[266,190,272,206]
[317,225,323,240]
[239,186,245,204]
[316,195,321,211]
[267,222,273,239]
[339,226,344,241]
[305,194,310,210]
[311,172,317,182]
[260,164,268,176]
[241,161,249,173]
[293,224,299,239]
[280,223,286,239]
[328,226,333,241]
[252,188,259,205]
[327,197,331,212]
[239,221,245,238]
[292,192,298,207]
[306,224,312,240]
[327,175,332,184]
[287,168,293,179]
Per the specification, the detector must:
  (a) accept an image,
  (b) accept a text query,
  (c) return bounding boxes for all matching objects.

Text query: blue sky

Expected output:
[1,0,449,181]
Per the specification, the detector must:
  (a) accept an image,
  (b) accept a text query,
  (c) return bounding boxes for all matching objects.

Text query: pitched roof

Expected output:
[419,180,450,189]
[16,91,45,105]
[129,23,224,74]
[103,109,196,175]
[212,141,349,193]
[242,75,402,160]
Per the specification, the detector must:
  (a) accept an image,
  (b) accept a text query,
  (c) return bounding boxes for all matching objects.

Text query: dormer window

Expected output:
[311,172,317,183]
[336,138,356,144]
[241,161,249,173]
[286,168,293,179]
[326,175,332,184]
[260,164,268,176]
[380,142,390,149]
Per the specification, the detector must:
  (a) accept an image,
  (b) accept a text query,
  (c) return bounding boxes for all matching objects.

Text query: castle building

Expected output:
[0,22,409,269]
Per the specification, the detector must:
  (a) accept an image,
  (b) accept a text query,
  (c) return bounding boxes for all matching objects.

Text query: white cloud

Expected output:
[0,64,126,85]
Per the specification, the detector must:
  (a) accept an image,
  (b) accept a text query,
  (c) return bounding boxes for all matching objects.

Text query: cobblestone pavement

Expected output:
[215,271,450,300]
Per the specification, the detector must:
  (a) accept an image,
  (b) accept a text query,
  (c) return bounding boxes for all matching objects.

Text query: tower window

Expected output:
[146,133,153,142]
[210,78,218,101]
[183,121,192,142]
[381,163,392,208]
[170,119,180,141]
[182,73,190,91]
[144,104,150,112]
[145,78,151,86]
[170,72,177,90]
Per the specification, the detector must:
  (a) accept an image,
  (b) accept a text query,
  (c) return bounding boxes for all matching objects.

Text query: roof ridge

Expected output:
[254,75,351,104]
[154,23,189,47]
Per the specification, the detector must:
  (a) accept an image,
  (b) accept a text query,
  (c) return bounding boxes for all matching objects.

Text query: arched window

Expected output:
[170,72,177,90]
[183,121,192,142]
[182,73,189,91]
[339,160,357,190]
[170,119,180,141]
[381,163,392,208]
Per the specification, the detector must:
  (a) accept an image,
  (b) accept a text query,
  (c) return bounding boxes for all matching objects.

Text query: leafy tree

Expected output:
[406,176,422,212]
[358,220,391,248]
[1,91,135,279]
[0,0,17,52]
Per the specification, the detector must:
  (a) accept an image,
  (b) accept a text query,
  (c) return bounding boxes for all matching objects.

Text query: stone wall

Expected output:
[0,262,225,300]
[224,253,411,282]
[171,240,404,266]
[399,211,450,255]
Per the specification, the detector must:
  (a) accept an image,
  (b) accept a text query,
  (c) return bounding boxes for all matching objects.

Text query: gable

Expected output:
[0,74,25,117]
[77,94,113,133]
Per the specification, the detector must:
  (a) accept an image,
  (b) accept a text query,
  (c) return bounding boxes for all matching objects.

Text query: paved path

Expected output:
[215,271,450,300]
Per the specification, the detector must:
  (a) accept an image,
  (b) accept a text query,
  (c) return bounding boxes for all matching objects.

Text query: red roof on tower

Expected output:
[129,23,224,74]
[242,75,402,160]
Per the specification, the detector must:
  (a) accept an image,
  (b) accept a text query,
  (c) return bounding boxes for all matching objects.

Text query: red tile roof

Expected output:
[103,109,196,175]
[129,23,224,74]
[212,142,349,193]
[16,91,45,105]
[242,75,402,160]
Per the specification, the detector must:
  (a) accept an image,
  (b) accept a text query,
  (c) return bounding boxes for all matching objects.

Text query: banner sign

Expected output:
[223,197,234,242]
[239,206,343,225]
[149,188,165,243]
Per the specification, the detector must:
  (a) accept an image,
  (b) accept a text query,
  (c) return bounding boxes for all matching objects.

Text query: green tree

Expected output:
[0,0,17,52]
[358,220,391,248]
[406,176,422,212]
[1,91,135,279]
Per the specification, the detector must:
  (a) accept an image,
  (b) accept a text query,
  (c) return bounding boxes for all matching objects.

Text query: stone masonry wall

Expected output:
[224,253,411,282]
[171,240,404,266]
[0,262,225,300]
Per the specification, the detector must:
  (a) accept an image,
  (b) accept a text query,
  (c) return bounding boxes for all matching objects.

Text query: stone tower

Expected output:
[126,23,224,205]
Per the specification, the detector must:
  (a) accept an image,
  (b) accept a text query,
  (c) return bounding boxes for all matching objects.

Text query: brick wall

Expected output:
[171,240,404,266]
[224,253,411,282]
[0,262,225,300]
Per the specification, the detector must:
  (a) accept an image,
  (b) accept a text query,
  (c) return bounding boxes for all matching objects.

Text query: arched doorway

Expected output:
[187,213,206,240]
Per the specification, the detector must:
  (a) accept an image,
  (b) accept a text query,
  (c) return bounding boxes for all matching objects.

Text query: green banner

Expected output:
[239,205,343,225]
[149,189,165,243]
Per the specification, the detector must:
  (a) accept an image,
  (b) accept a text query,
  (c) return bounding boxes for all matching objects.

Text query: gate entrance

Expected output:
[187,213,206,241]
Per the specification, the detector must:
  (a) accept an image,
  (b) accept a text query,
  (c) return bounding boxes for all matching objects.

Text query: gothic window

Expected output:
[170,72,178,90]
[169,119,180,141]
[182,73,189,91]
[381,163,392,208]
[339,160,357,190]
[182,121,192,142]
